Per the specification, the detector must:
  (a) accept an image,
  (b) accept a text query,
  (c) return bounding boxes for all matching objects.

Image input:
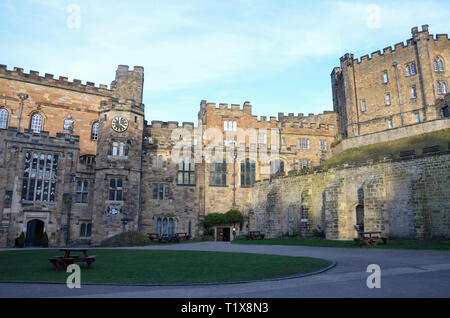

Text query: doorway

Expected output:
[356,205,365,232]
[25,219,45,247]
[216,227,231,242]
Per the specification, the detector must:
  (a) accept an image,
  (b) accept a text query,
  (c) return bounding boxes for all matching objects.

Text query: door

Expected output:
[25,220,44,247]
[216,228,224,242]
[223,228,231,242]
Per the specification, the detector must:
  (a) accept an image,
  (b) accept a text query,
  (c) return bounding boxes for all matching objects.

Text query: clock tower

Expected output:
[91,65,145,244]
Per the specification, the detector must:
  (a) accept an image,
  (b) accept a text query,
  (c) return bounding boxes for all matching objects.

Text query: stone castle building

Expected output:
[0,25,449,247]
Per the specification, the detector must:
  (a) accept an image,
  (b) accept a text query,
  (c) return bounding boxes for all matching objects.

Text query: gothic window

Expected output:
[109,178,123,201]
[434,57,444,73]
[63,118,73,130]
[76,180,89,203]
[91,122,99,141]
[80,223,86,237]
[21,152,58,202]
[0,108,8,129]
[157,218,162,236]
[437,81,447,95]
[80,223,92,237]
[177,157,195,186]
[270,160,285,176]
[30,113,43,133]
[156,218,174,236]
[406,62,417,76]
[210,159,227,186]
[240,158,256,187]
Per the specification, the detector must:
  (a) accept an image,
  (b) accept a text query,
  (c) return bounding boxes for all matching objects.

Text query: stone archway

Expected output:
[25,219,45,247]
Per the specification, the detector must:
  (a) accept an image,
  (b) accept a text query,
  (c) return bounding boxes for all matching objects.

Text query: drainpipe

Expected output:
[17,94,29,131]
[392,62,404,127]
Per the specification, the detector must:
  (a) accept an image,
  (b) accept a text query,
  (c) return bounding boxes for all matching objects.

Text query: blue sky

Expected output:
[1,0,449,123]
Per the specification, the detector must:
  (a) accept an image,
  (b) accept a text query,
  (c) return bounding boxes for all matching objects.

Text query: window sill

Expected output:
[176,184,196,187]
[209,185,228,188]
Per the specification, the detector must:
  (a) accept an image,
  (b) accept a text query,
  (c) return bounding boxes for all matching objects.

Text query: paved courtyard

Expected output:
[0,242,449,298]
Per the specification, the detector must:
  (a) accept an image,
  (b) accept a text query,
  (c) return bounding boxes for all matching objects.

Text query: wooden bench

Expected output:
[354,228,388,246]
[245,231,265,240]
[158,234,180,243]
[49,249,96,270]
[147,233,160,242]
[175,233,191,242]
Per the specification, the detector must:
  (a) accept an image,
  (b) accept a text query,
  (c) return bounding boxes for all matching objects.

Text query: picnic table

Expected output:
[48,248,96,270]
[354,230,387,246]
[245,231,265,240]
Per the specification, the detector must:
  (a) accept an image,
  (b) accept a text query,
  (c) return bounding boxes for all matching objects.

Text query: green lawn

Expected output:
[0,249,331,284]
[232,237,450,250]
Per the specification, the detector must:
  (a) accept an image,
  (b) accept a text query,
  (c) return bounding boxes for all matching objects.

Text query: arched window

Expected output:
[240,158,256,187]
[91,122,99,141]
[0,108,8,129]
[157,218,162,236]
[168,218,174,236]
[163,218,168,235]
[434,57,445,73]
[30,113,43,133]
[80,223,86,237]
[86,223,92,237]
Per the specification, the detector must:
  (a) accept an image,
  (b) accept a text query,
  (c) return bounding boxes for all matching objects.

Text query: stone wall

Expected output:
[248,152,450,240]
[332,117,450,155]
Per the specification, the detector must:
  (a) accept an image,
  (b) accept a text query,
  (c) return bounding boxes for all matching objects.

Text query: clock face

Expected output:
[111,116,129,133]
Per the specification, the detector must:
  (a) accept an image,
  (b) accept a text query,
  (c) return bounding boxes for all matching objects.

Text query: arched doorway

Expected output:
[25,219,45,247]
[355,205,365,232]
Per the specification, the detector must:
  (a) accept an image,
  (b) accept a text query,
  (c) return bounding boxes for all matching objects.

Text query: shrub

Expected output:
[40,232,49,247]
[100,231,150,247]
[17,233,25,248]
[203,210,244,229]
[312,225,325,238]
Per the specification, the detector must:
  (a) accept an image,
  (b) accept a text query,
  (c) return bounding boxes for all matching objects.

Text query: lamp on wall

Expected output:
[17,93,29,131]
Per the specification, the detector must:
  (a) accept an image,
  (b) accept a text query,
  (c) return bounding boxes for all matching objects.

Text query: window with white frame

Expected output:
[299,138,310,150]
[112,142,126,157]
[383,71,389,83]
[437,81,447,95]
[361,100,367,112]
[63,118,73,130]
[30,113,43,133]
[386,93,391,106]
[91,122,99,141]
[299,159,311,170]
[319,140,327,151]
[258,133,267,144]
[0,108,8,129]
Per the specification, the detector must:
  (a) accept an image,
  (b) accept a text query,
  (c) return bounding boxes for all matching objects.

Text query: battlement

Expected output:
[0,64,113,96]
[337,25,448,68]
[148,121,195,130]
[1,126,80,145]
[201,100,253,115]
[100,98,145,113]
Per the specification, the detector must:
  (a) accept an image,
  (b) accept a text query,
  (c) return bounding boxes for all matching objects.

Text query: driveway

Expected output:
[0,242,449,298]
